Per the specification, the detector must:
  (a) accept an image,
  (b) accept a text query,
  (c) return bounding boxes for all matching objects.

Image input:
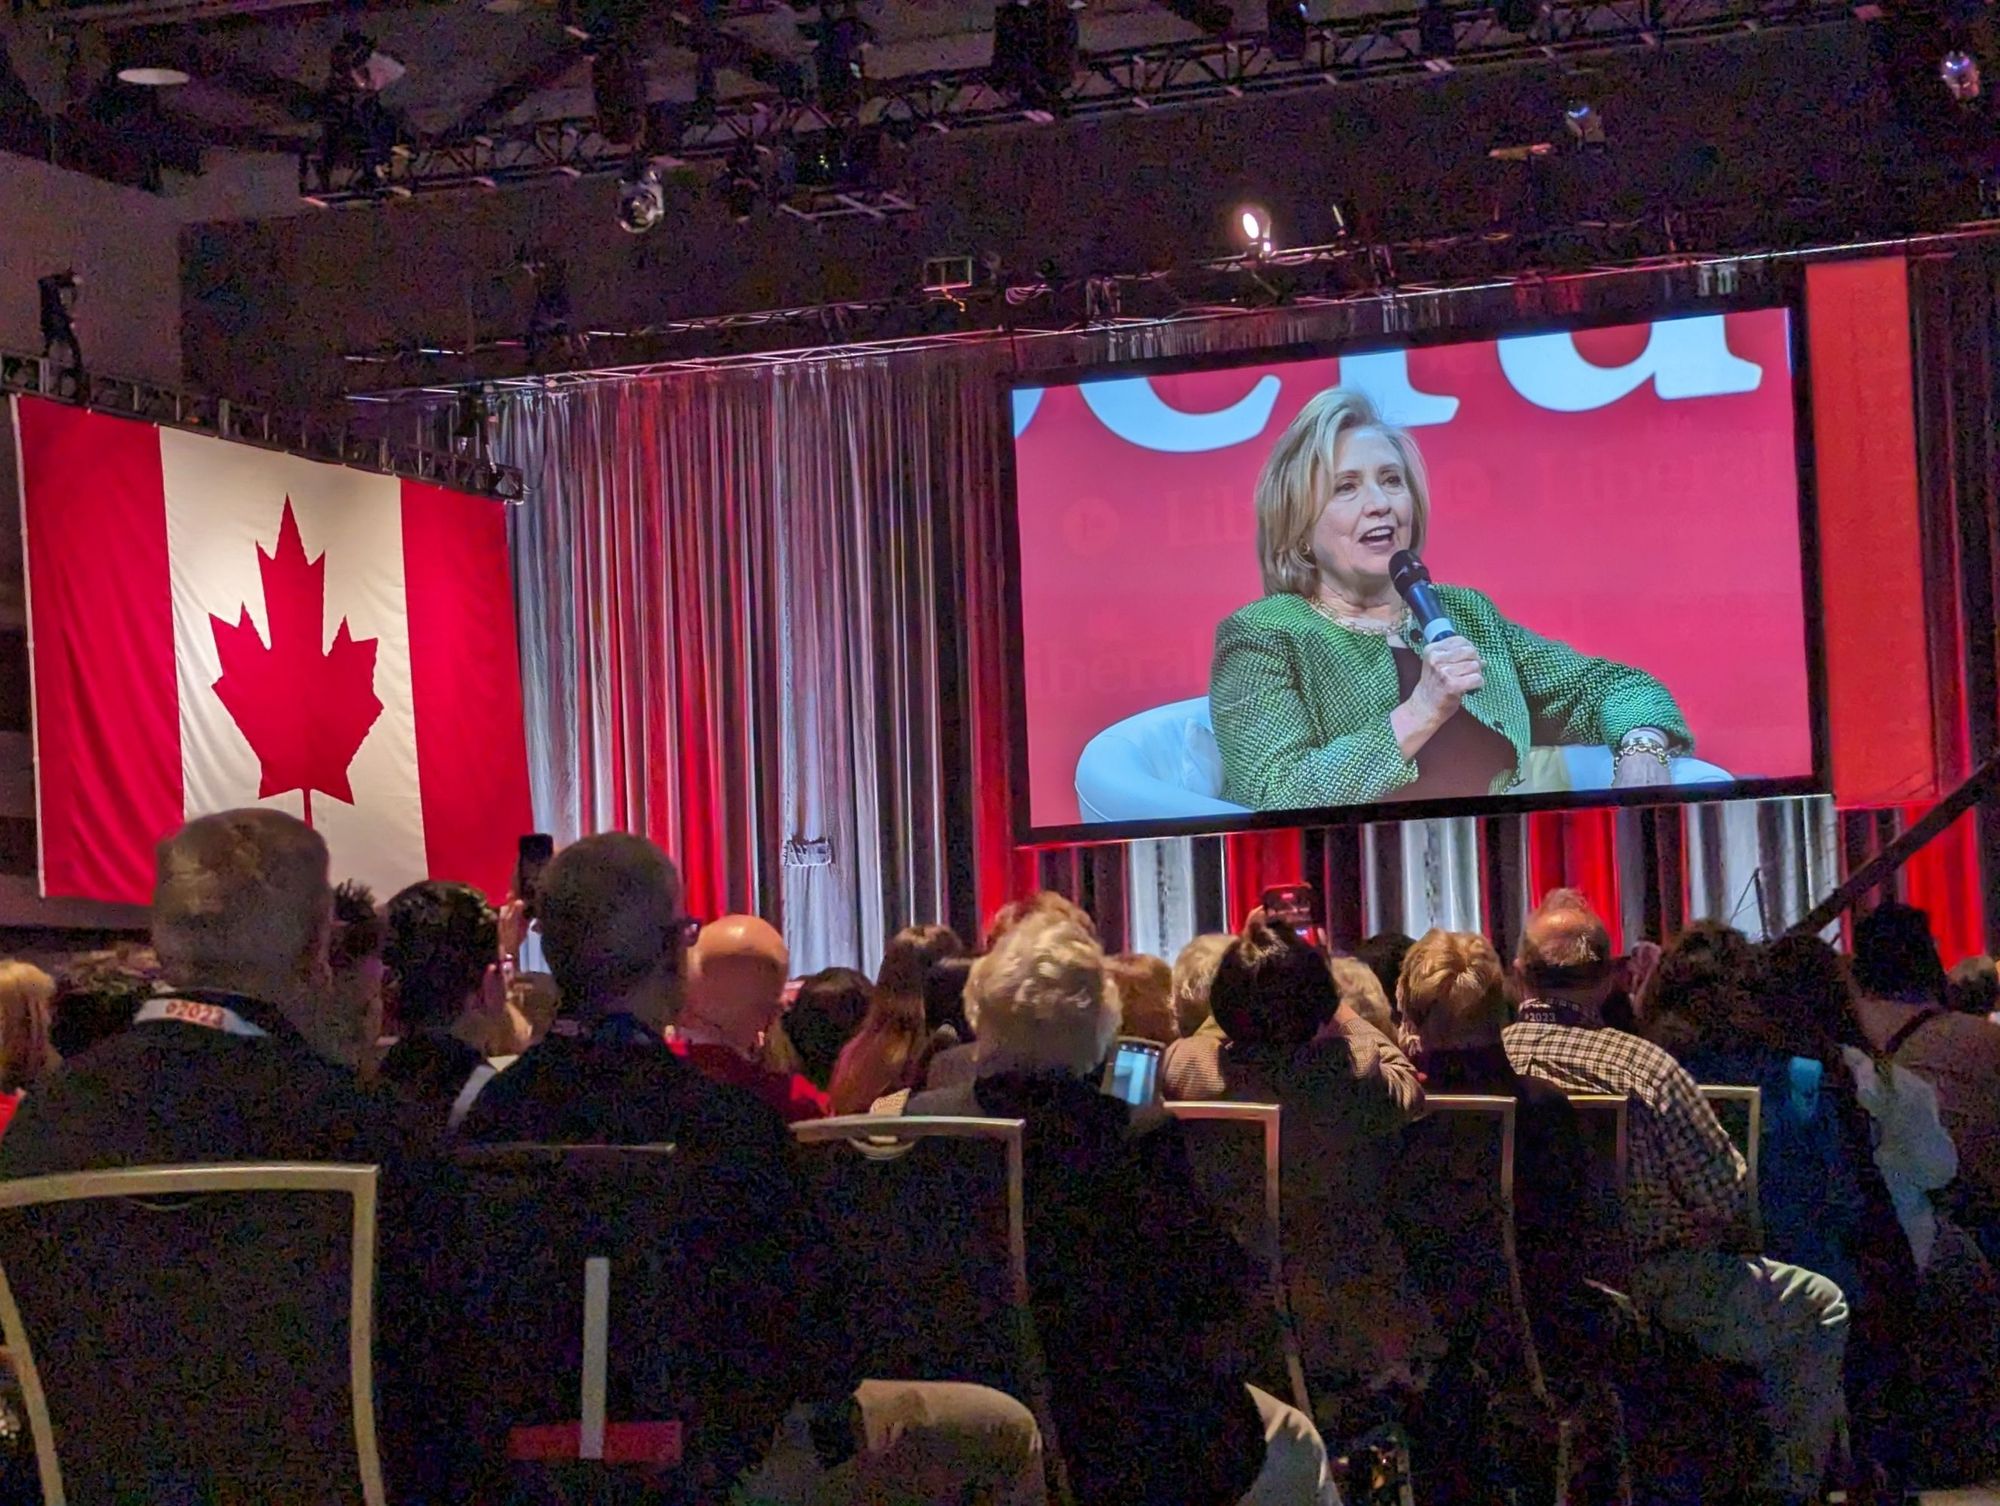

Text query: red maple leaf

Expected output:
[209,499,384,828]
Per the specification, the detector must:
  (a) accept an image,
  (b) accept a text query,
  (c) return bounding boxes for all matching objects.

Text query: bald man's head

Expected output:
[1518,892,1615,1006]
[688,916,790,1048]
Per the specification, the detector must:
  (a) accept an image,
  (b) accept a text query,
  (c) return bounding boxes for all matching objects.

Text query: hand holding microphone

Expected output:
[1386,549,1484,757]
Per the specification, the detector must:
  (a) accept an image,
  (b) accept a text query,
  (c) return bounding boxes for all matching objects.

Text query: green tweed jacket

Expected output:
[1209,587,1692,811]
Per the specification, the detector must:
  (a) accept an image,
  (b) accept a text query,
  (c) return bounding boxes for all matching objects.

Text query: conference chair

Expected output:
[1567,1092,1634,1287]
[1163,1100,1312,1416]
[1697,1084,1764,1244]
[0,1162,385,1506]
[792,1114,1071,1505]
[450,1141,779,1505]
[1396,1095,1632,1506]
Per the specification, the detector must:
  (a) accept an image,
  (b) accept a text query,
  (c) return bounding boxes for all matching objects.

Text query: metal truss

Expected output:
[338,196,2000,390]
[0,350,525,501]
[303,0,1860,204]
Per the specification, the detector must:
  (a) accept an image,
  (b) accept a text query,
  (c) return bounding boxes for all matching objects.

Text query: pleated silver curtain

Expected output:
[488,286,1844,972]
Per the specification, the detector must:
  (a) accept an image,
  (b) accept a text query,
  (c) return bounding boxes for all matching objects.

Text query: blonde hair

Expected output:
[1398,929,1509,1052]
[1107,953,1175,1045]
[1255,387,1432,598]
[0,962,56,1094]
[153,810,331,988]
[1329,955,1395,1040]
[966,914,1121,1077]
[1171,934,1233,1037]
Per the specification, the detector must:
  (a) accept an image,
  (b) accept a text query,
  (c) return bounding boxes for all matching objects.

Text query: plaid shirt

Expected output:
[1503,998,1748,1259]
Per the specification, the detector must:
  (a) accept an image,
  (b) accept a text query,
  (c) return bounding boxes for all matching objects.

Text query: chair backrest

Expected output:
[1391,1095,1548,1402]
[793,1115,1069,1502]
[449,1141,794,1504]
[1566,1092,1634,1284]
[1697,1084,1763,1241]
[791,1116,1029,1385]
[1163,1100,1311,1416]
[0,1162,383,1506]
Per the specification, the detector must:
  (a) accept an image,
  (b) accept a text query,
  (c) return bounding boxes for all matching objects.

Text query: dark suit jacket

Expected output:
[458,1030,854,1484]
[906,1072,1266,1505]
[0,998,457,1501]
[922,1040,978,1091]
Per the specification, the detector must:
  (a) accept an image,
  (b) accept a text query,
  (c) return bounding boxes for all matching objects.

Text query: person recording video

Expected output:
[1208,386,1694,812]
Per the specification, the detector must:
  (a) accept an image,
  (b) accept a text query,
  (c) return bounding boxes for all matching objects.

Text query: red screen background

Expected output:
[1011,309,1810,830]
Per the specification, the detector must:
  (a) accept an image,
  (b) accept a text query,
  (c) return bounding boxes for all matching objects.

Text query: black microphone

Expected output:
[1388,550,1459,647]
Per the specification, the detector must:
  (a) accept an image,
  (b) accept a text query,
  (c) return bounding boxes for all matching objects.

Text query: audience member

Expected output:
[1171,933,1233,1039]
[1768,932,2000,1486]
[1653,926,1919,1495]
[1947,954,2000,1019]
[456,835,1042,1503]
[925,954,975,1043]
[377,881,512,1129]
[1107,951,1176,1044]
[47,942,159,1059]
[1355,931,1415,1017]
[1847,901,2000,1264]
[984,890,1095,948]
[1503,893,1848,1505]
[0,810,453,1498]
[907,913,1338,1505]
[0,962,57,1140]
[828,923,964,1115]
[1181,916,1429,1390]
[674,915,829,1123]
[321,880,385,1076]
[1395,930,1605,1359]
[783,967,870,1090]
[1329,955,1395,1042]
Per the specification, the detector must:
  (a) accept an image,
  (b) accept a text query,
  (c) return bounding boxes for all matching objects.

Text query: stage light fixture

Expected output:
[813,3,870,115]
[1496,0,1540,31]
[1941,49,1982,103]
[719,142,762,222]
[1563,99,1606,147]
[1418,0,1455,59]
[1266,0,1309,61]
[116,66,191,87]
[1235,203,1275,256]
[989,0,1079,113]
[616,161,666,233]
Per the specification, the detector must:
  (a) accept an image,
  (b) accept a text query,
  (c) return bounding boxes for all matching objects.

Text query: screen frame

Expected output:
[998,288,1830,847]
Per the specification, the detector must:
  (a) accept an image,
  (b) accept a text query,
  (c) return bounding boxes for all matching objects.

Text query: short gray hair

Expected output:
[153,810,330,986]
[967,913,1121,1077]
[1171,933,1233,1037]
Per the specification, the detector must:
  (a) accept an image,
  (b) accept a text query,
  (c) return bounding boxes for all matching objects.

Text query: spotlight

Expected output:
[1941,49,1982,104]
[332,31,405,94]
[1266,0,1309,60]
[1495,0,1540,31]
[616,161,665,233]
[1563,99,1606,147]
[1234,203,1275,256]
[38,271,81,380]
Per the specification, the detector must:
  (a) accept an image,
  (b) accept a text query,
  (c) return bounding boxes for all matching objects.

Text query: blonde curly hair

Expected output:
[966,913,1121,1076]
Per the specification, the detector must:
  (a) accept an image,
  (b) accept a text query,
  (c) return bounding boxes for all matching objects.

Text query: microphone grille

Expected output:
[1388,549,1427,587]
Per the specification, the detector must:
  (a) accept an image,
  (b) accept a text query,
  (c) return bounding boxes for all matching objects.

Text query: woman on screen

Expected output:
[1210,386,1693,812]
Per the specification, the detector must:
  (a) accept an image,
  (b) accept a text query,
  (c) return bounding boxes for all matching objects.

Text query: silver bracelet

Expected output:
[1614,740,1671,769]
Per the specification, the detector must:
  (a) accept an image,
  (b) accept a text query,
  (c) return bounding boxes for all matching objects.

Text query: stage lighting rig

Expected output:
[1941,49,1983,103]
[37,271,82,394]
[1267,0,1310,61]
[808,1,872,115]
[719,141,764,222]
[616,160,667,233]
[989,0,1079,116]
[1234,203,1276,257]
[1564,99,1606,147]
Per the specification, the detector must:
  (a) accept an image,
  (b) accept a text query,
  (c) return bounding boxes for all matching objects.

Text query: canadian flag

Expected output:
[15,396,532,906]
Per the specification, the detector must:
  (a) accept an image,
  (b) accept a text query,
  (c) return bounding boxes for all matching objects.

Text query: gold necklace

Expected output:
[1308,595,1410,638]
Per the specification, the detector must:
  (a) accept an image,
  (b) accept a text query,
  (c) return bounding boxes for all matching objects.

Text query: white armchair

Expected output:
[1073,698,1732,824]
